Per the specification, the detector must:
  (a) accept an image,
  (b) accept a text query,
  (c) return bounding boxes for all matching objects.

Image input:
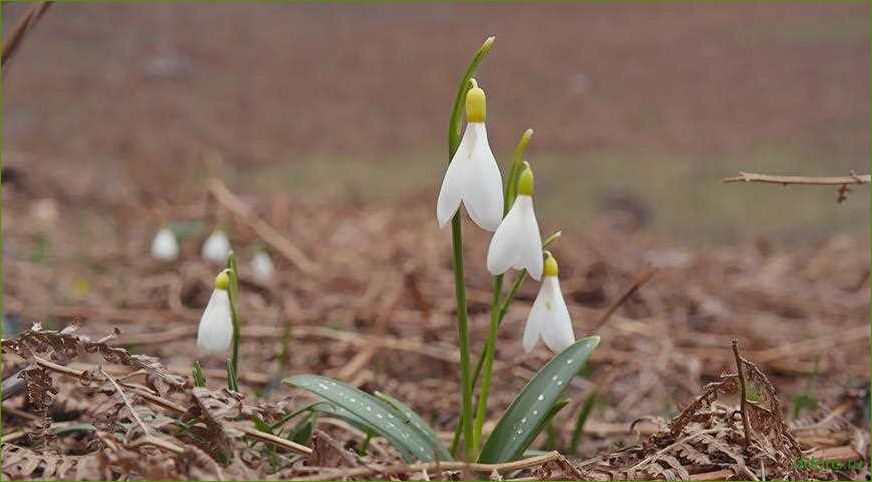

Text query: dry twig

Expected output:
[722,172,871,185]
[207,178,317,274]
[722,171,870,203]
[1,2,52,70]
[591,268,656,333]
[291,450,564,481]
[25,355,312,455]
[732,340,752,448]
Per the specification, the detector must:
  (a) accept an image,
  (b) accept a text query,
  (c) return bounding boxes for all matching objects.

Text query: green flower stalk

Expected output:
[443,35,494,461]
[225,251,243,387]
[474,132,539,452]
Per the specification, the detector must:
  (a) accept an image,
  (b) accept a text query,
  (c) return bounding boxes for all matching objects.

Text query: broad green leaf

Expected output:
[537,399,569,450]
[478,336,600,463]
[284,374,442,462]
[374,391,452,461]
[310,402,418,462]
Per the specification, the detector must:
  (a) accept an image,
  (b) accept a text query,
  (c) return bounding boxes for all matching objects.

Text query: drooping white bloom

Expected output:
[251,250,275,282]
[150,227,179,261]
[486,165,543,280]
[523,254,575,353]
[201,229,231,263]
[197,270,233,353]
[436,82,503,231]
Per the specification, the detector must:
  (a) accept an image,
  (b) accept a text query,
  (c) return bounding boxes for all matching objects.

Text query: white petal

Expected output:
[197,289,233,353]
[151,228,179,261]
[251,252,275,281]
[514,196,543,280]
[523,281,550,352]
[436,126,474,228]
[461,123,503,232]
[202,230,231,263]
[487,201,524,276]
[540,277,575,353]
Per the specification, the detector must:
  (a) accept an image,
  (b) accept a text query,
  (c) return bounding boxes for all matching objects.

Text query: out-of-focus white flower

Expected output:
[197,270,233,353]
[251,250,275,282]
[150,227,179,261]
[202,229,231,263]
[486,165,543,280]
[523,253,575,353]
[436,80,503,231]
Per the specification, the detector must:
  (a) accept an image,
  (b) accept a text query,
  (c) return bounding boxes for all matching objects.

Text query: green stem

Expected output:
[447,36,494,461]
[450,214,475,461]
[472,129,535,452]
[226,252,242,389]
[472,274,502,452]
[450,230,562,456]
[360,431,373,455]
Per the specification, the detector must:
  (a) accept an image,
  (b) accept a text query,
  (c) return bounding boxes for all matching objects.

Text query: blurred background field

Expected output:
[1,3,870,480]
[2,2,869,244]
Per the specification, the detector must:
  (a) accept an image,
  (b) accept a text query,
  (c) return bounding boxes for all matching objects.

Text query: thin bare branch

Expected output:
[722,171,870,185]
[591,268,656,334]
[292,450,564,481]
[207,178,317,274]
[99,365,150,436]
[2,2,52,70]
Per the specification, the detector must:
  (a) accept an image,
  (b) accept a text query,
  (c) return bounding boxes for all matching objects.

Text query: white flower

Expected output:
[486,166,543,280]
[197,271,233,353]
[523,254,575,353]
[251,251,275,282]
[150,227,179,261]
[436,82,503,231]
[202,230,231,263]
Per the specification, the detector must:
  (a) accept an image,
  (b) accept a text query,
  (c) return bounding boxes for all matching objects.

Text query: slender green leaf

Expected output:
[226,359,239,392]
[192,361,206,388]
[51,423,96,436]
[269,401,331,432]
[252,415,273,435]
[569,390,598,454]
[478,336,600,463]
[284,374,443,462]
[374,391,452,461]
[288,412,316,445]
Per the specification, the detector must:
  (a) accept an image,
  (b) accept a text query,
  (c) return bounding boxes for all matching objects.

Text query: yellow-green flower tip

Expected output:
[466,86,486,123]
[214,269,231,290]
[543,253,559,277]
[517,165,534,197]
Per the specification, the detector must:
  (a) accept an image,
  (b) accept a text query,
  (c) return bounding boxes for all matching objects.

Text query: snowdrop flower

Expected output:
[436,80,503,231]
[486,165,543,280]
[201,229,231,263]
[197,270,233,353]
[251,250,275,282]
[523,253,575,353]
[150,227,179,261]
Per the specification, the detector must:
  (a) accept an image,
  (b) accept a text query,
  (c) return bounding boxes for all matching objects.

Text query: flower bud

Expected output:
[465,83,486,123]
[543,252,558,277]
[517,164,534,197]
[214,269,231,291]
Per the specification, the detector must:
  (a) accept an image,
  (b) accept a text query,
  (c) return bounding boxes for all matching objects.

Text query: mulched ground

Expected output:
[1,167,868,479]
